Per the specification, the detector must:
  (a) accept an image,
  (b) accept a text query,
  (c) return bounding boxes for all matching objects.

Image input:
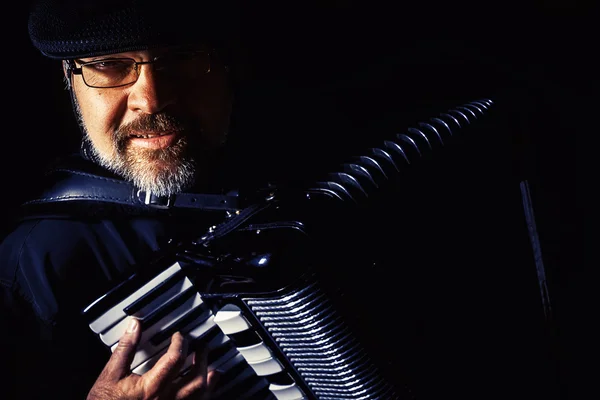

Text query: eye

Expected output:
[176,51,205,61]
[87,59,133,72]
[163,51,208,65]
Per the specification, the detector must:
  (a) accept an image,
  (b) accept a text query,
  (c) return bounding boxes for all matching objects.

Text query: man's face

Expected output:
[70,47,233,196]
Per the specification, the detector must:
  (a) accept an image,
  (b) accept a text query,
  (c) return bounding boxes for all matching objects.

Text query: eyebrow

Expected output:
[75,46,211,64]
[76,55,135,63]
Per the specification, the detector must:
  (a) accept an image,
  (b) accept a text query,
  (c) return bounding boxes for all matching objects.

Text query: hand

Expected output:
[87,318,219,400]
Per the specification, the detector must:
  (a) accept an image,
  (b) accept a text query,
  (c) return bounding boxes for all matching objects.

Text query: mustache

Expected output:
[115,113,188,139]
[113,113,192,152]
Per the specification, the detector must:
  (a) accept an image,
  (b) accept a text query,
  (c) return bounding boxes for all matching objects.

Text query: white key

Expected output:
[247,357,284,376]
[237,342,273,363]
[111,292,205,369]
[89,262,184,334]
[213,304,251,334]
[99,277,193,345]
[270,383,306,400]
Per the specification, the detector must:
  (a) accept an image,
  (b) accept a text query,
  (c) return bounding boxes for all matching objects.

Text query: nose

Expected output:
[127,64,176,114]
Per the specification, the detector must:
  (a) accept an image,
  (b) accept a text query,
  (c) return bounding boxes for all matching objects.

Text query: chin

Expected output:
[109,147,195,196]
[96,136,219,195]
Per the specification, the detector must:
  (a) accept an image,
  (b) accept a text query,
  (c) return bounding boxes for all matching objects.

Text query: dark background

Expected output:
[3,1,589,399]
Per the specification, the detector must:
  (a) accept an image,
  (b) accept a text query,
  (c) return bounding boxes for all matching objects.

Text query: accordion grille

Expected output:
[243,277,402,400]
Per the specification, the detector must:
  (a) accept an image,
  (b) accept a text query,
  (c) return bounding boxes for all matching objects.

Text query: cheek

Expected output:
[76,90,123,147]
[187,78,233,131]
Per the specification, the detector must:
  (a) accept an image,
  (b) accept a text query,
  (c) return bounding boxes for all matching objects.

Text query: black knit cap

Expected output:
[28,0,240,60]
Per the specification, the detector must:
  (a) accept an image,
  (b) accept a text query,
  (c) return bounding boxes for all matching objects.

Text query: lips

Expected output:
[128,131,180,149]
[129,130,174,139]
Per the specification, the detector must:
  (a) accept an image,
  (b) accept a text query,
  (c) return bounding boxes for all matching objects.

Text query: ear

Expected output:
[62,60,73,90]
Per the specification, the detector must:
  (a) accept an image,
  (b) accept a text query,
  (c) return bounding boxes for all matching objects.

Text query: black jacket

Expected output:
[0,154,248,399]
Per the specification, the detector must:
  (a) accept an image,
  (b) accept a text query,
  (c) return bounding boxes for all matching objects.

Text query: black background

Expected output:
[2,1,590,399]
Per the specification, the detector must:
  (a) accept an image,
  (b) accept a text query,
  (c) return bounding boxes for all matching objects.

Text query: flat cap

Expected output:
[28,0,239,59]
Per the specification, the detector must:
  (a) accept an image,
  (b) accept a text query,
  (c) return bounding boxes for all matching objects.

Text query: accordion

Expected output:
[83,99,502,399]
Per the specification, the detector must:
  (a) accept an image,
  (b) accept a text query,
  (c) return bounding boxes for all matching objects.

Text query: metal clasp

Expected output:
[136,190,174,208]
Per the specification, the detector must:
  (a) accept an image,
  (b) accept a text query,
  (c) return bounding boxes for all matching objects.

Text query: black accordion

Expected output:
[83,99,522,399]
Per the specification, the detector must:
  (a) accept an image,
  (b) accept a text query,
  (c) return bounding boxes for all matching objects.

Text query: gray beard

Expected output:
[73,97,197,196]
[72,93,227,197]
[82,134,197,197]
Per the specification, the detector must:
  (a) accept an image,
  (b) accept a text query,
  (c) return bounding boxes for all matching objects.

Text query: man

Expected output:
[1,0,272,399]
[1,1,562,399]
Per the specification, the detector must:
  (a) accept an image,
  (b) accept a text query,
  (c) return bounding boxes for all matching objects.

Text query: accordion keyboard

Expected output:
[84,261,275,399]
[84,259,405,399]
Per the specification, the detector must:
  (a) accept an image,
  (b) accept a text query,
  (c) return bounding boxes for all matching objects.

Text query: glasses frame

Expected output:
[66,50,212,89]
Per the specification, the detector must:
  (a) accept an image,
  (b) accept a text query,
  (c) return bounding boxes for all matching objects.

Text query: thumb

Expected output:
[103,317,142,380]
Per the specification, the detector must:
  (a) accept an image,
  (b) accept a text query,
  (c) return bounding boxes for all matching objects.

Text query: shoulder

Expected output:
[0,216,167,324]
[0,216,169,280]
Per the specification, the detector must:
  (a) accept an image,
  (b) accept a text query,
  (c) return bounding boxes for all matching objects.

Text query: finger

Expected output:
[102,317,142,380]
[173,347,221,400]
[206,368,221,392]
[142,332,188,396]
[173,373,211,400]
[194,346,209,379]
[176,349,223,400]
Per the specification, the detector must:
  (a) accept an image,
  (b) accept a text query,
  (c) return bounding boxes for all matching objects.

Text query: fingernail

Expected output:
[127,318,138,333]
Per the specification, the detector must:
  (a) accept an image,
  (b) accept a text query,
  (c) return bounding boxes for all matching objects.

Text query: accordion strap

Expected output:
[17,154,242,220]
[22,168,240,211]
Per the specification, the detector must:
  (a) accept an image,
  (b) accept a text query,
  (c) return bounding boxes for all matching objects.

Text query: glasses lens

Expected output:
[81,59,137,88]
[156,51,211,79]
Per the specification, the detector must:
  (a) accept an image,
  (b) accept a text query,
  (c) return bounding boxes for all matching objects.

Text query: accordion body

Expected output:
[83,99,515,399]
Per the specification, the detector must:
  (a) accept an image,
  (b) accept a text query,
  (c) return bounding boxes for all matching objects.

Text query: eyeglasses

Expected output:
[69,50,212,89]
